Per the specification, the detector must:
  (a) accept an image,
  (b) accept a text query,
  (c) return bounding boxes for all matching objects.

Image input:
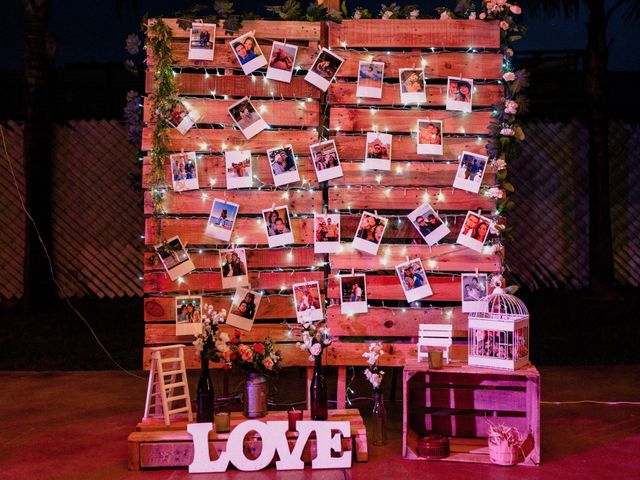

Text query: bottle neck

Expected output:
[314,353,323,371]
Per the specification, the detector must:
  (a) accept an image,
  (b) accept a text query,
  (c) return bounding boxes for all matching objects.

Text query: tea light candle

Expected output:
[288,407,303,431]
[215,412,230,433]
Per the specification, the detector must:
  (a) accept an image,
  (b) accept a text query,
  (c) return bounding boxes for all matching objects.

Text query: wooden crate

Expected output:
[128,408,368,470]
[325,19,503,407]
[402,360,540,466]
[143,20,324,370]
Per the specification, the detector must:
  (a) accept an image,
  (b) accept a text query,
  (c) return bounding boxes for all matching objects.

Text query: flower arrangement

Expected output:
[487,421,523,464]
[230,331,283,374]
[487,422,522,447]
[363,342,385,390]
[193,304,233,368]
[296,310,333,362]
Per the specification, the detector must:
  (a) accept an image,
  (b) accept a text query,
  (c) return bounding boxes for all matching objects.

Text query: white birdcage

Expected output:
[467,293,530,370]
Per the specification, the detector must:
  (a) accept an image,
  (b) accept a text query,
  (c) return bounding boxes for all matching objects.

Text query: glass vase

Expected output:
[371,388,387,446]
[196,352,215,423]
[310,354,328,420]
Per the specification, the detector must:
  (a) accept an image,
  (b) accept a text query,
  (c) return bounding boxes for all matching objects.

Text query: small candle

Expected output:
[288,407,303,432]
[215,412,230,433]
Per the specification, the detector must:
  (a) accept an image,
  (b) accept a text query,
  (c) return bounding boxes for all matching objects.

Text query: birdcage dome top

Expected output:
[469,292,529,321]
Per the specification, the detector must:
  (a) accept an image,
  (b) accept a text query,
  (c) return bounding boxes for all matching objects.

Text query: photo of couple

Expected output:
[453,151,488,194]
[227,288,263,331]
[446,76,474,112]
[170,152,199,192]
[267,145,300,186]
[356,61,384,99]
[395,258,433,302]
[364,132,392,170]
[293,281,323,322]
[339,274,368,314]
[457,211,492,252]
[154,236,195,281]
[353,211,387,255]
[230,32,267,74]
[309,140,343,182]
[220,248,249,289]
[188,23,215,61]
[224,150,252,189]
[314,214,340,253]
[305,48,345,91]
[175,296,203,336]
[408,202,450,246]
[461,273,489,313]
[417,120,443,155]
[399,68,426,103]
[228,97,268,139]
[262,206,294,247]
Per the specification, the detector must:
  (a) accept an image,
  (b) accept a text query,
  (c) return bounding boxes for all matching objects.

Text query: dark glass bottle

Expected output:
[310,354,328,420]
[371,388,387,446]
[196,352,215,423]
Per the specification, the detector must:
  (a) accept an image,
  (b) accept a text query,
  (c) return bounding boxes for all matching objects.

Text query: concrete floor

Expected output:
[1,366,639,480]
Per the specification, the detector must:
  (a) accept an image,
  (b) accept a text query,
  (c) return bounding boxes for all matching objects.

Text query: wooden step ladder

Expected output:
[144,344,194,426]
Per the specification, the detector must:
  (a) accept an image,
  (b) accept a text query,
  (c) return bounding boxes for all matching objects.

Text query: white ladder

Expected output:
[143,344,194,426]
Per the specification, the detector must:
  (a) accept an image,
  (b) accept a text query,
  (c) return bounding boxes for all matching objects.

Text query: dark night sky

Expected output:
[0,0,638,71]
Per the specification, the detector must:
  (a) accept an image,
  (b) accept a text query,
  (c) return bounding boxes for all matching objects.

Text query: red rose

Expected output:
[230,352,237,360]
[231,337,239,345]
[253,343,265,354]
[234,329,241,338]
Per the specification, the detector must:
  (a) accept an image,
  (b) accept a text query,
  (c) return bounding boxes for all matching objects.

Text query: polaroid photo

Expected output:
[267,145,300,187]
[353,211,388,255]
[395,258,433,303]
[226,287,262,331]
[293,281,323,322]
[154,236,195,281]
[262,205,294,247]
[228,97,269,140]
[170,152,199,192]
[188,23,216,61]
[314,213,340,253]
[408,202,450,246]
[225,150,252,189]
[417,119,443,155]
[339,274,368,314]
[309,140,343,182]
[169,101,201,135]
[230,31,267,75]
[453,151,489,194]
[175,295,203,336]
[461,273,489,313]
[205,198,239,242]
[305,48,345,92]
[457,211,493,252]
[356,61,384,99]
[266,41,298,83]
[446,76,474,112]
[399,68,426,104]
[219,248,249,289]
[364,132,392,171]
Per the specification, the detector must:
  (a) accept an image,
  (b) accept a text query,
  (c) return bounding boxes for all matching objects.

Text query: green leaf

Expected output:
[502,182,515,192]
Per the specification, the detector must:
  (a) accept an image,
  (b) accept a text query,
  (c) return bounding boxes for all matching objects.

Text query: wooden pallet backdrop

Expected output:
[142,20,502,401]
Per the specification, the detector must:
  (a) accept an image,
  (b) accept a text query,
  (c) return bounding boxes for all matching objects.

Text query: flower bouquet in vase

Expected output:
[487,422,524,466]
[296,310,333,420]
[229,331,282,418]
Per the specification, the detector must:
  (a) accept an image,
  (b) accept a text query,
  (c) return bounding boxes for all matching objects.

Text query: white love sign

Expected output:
[187,420,352,473]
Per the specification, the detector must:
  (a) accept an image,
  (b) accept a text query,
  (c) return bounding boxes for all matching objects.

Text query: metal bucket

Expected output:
[243,373,268,418]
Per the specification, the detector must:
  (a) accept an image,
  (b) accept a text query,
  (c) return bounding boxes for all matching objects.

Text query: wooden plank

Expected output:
[328,275,461,301]
[143,343,310,369]
[325,342,467,367]
[330,108,493,135]
[336,162,493,187]
[144,248,319,271]
[148,44,319,70]
[147,71,322,99]
[424,387,526,411]
[144,295,297,321]
[328,187,496,211]
[142,155,318,190]
[144,189,322,215]
[331,134,488,161]
[329,245,500,272]
[421,414,529,439]
[327,305,467,338]
[143,98,320,127]
[141,128,318,153]
[334,52,503,79]
[157,19,322,41]
[145,323,296,344]
[144,217,314,245]
[144,270,324,294]
[331,214,469,241]
[327,20,500,49]
[329,83,503,107]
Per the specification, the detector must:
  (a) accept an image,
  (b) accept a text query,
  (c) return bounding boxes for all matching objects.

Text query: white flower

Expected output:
[487,187,504,199]
[500,20,510,30]
[382,11,393,20]
[494,158,507,170]
[468,12,476,20]
[479,12,486,19]
[219,332,230,343]
[500,127,515,136]
[510,5,522,14]
[503,72,516,82]
[353,10,362,19]
[309,343,322,356]
[505,100,518,115]
[215,340,229,353]
[409,9,420,20]
[440,11,450,19]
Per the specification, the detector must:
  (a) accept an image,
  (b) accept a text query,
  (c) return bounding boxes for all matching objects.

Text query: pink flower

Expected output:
[253,343,265,354]
[510,5,522,14]
[495,158,507,170]
[500,20,510,30]
[487,187,504,199]
[241,350,253,362]
[500,127,515,136]
[504,48,514,57]
[237,344,249,355]
[479,12,486,19]
[505,100,518,115]
[263,357,274,370]
[502,72,516,82]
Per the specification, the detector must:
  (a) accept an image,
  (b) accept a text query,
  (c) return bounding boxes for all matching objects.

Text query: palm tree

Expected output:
[522,0,640,291]
[23,0,55,311]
